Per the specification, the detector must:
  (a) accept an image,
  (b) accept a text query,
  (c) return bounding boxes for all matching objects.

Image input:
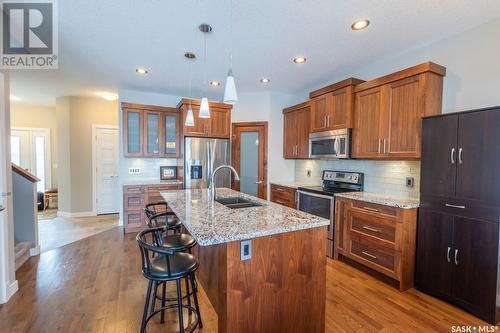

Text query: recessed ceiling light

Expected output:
[135,68,149,75]
[260,78,270,84]
[97,92,118,101]
[351,18,370,31]
[293,56,307,64]
[209,81,221,87]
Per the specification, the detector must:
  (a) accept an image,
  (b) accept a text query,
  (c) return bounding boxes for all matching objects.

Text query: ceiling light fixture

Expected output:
[260,78,270,84]
[351,18,370,31]
[97,92,118,101]
[209,81,221,87]
[223,0,238,105]
[135,68,149,75]
[184,52,196,127]
[293,56,307,64]
[199,23,212,118]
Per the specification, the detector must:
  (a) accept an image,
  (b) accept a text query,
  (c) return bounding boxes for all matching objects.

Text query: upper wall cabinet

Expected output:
[283,102,311,159]
[352,62,446,160]
[122,103,181,158]
[177,99,232,139]
[309,78,365,133]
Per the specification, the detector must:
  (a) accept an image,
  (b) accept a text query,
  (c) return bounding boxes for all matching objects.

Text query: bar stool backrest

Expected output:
[136,227,174,277]
[144,202,168,219]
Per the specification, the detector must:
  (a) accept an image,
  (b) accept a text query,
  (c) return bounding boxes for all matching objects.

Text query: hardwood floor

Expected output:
[0,226,488,333]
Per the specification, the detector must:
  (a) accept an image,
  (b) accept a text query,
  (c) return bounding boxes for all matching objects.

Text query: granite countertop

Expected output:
[270,181,319,189]
[123,179,184,186]
[161,188,330,246]
[334,192,420,209]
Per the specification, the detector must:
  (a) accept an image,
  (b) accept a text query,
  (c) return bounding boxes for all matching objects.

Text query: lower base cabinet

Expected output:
[334,197,417,291]
[270,184,297,208]
[123,183,183,233]
[416,208,499,324]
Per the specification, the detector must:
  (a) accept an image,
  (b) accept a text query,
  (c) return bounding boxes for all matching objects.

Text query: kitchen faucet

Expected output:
[208,165,240,200]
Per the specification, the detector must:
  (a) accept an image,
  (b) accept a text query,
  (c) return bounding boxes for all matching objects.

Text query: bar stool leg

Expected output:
[141,280,153,333]
[150,281,158,315]
[176,279,185,333]
[190,272,203,328]
[160,282,166,323]
[185,276,192,314]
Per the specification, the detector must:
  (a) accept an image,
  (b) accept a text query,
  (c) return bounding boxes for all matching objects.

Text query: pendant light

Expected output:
[199,24,211,118]
[184,52,196,127]
[223,0,238,104]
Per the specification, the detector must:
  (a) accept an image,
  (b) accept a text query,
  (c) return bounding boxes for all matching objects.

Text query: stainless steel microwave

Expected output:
[309,129,351,159]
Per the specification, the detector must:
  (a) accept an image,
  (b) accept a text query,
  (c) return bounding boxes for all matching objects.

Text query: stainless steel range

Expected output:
[297,170,364,258]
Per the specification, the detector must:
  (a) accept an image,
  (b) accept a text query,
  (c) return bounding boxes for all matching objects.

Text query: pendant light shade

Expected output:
[185,105,195,126]
[223,68,238,104]
[199,97,210,118]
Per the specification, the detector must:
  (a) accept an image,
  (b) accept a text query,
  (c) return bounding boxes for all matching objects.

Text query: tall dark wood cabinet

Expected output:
[417,107,500,324]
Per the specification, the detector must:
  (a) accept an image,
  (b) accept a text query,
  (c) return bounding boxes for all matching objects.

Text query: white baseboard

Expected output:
[57,211,95,218]
[29,245,40,256]
[6,280,18,302]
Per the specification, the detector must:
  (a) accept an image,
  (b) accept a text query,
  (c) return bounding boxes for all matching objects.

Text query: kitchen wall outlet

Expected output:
[128,167,141,175]
[307,170,312,177]
[241,240,252,261]
[406,177,414,187]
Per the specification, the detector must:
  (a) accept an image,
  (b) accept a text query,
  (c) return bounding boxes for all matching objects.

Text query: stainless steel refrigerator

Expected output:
[184,137,232,189]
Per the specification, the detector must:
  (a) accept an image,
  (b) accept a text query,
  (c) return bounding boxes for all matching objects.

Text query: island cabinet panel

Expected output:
[352,62,445,159]
[196,227,327,333]
[334,197,418,291]
[178,98,232,139]
[122,103,181,158]
[270,184,297,208]
[282,102,311,159]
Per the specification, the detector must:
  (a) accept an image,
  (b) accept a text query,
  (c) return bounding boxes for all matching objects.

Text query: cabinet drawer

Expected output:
[124,211,146,228]
[270,185,296,208]
[124,185,144,194]
[349,210,396,244]
[124,193,145,210]
[351,200,398,218]
[350,234,396,273]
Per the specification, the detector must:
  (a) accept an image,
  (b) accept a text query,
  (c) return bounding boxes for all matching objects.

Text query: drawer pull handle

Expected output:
[362,226,381,233]
[363,207,380,212]
[361,251,377,259]
[275,188,284,192]
[445,203,465,209]
[446,246,451,263]
[275,200,285,204]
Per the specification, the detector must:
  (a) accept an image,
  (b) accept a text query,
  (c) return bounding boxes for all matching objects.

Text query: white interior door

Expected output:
[10,130,31,170]
[95,127,119,215]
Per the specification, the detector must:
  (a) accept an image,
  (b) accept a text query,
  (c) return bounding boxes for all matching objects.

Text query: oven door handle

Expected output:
[297,190,334,200]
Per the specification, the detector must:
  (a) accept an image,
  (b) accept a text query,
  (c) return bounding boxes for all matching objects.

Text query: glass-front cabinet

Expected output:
[122,104,180,158]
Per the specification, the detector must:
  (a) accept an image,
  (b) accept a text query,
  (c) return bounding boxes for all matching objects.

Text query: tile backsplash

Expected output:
[295,160,420,198]
[120,158,182,184]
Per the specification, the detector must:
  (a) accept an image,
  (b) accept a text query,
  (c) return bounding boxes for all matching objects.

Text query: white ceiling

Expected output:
[9,0,500,106]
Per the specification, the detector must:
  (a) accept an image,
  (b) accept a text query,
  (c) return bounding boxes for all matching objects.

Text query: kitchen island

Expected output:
[161,188,329,333]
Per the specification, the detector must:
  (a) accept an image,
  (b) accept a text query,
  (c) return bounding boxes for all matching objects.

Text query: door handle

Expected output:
[361,251,377,259]
[383,139,387,154]
[445,203,465,209]
[323,115,327,128]
[458,148,463,164]
[454,249,459,265]
[378,139,381,154]
[254,181,263,184]
[450,148,455,164]
[362,206,380,212]
[362,226,381,233]
[446,246,451,263]
[326,116,330,128]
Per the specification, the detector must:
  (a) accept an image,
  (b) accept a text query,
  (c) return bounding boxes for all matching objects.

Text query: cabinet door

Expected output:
[415,208,453,298]
[143,111,161,157]
[420,115,458,197]
[334,199,347,256]
[123,109,143,157]
[451,216,498,322]
[183,105,209,137]
[209,108,231,138]
[283,111,297,158]
[163,112,180,157]
[296,108,311,158]
[330,87,353,129]
[386,76,422,158]
[352,86,384,158]
[310,94,331,133]
[456,109,500,204]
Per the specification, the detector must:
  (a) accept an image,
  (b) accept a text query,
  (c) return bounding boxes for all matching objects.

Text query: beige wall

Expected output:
[10,102,58,188]
[56,96,118,214]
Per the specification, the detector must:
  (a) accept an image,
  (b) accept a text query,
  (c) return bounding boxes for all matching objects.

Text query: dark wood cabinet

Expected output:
[418,107,500,324]
[270,184,297,208]
[178,99,232,139]
[122,103,181,158]
[309,78,363,133]
[282,102,310,159]
[352,62,446,159]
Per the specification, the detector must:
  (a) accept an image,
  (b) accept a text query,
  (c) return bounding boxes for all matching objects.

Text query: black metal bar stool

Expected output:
[137,227,202,333]
[144,202,182,234]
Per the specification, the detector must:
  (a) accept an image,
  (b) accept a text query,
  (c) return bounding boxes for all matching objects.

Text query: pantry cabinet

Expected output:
[282,101,310,159]
[177,99,232,139]
[352,62,446,159]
